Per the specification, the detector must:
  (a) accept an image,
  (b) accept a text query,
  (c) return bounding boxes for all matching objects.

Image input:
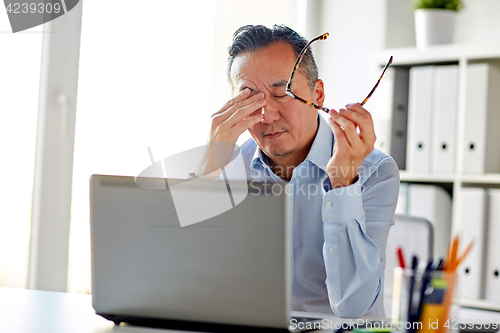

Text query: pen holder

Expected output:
[391,267,414,329]
[392,267,457,333]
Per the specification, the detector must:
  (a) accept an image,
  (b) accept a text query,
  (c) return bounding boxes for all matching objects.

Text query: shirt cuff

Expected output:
[322,176,364,223]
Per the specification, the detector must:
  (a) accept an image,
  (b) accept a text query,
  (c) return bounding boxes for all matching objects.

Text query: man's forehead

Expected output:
[230,42,296,88]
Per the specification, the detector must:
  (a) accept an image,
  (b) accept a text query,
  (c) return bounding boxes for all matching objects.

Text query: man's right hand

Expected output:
[197,88,266,176]
[209,88,266,144]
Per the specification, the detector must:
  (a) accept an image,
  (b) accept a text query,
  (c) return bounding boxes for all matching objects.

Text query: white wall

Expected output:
[386,0,500,47]
[311,0,388,109]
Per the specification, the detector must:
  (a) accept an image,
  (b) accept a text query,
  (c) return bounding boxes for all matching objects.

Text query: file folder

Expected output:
[431,65,458,173]
[485,189,500,303]
[372,67,410,170]
[407,66,433,172]
[408,184,452,259]
[391,68,410,170]
[457,188,486,300]
[463,64,500,173]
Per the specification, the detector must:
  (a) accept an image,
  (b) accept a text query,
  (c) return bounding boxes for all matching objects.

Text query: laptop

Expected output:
[90,174,304,331]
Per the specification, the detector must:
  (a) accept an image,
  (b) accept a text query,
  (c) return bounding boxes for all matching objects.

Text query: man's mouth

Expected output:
[264,131,285,139]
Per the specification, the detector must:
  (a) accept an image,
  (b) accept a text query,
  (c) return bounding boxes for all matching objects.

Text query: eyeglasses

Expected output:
[285,32,393,113]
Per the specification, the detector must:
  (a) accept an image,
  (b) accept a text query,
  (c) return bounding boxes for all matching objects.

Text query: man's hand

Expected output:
[326,103,376,188]
[210,88,265,143]
[197,88,265,176]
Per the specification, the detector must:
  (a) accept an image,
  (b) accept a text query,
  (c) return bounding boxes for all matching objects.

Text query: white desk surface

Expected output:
[2,286,500,333]
[0,287,189,333]
[0,287,382,333]
[0,287,344,333]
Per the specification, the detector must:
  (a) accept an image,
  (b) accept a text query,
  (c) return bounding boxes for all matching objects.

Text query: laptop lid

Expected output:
[90,175,293,329]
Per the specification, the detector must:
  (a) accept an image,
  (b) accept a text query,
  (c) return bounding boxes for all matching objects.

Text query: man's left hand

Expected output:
[326,103,376,188]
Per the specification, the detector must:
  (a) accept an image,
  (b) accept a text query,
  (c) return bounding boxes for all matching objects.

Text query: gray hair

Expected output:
[227,24,319,90]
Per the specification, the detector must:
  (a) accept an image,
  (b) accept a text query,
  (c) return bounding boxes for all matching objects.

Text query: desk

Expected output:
[1,287,349,333]
[0,287,381,333]
[2,287,500,333]
[0,287,184,333]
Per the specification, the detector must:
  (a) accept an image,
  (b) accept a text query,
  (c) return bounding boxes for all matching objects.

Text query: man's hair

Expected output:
[227,24,319,90]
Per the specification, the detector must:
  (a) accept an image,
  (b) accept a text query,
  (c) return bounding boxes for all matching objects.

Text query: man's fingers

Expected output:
[232,113,264,137]
[212,89,264,119]
[210,90,266,144]
[339,103,376,144]
[214,96,265,142]
[211,88,251,118]
[214,92,266,127]
[223,95,266,127]
[330,111,361,148]
[339,104,372,127]
[328,115,350,148]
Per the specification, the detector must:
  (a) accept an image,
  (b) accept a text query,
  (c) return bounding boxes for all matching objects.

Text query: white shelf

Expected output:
[458,299,500,312]
[374,44,500,66]
[461,174,500,185]
[399,172,500,185]
[399,171,456,183]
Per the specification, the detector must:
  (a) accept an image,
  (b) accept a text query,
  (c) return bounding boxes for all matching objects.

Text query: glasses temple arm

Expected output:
[360,56,393,106]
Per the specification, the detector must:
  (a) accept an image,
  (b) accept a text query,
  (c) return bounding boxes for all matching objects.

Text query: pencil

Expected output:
[445,236,459,272]
[454,240,474,271]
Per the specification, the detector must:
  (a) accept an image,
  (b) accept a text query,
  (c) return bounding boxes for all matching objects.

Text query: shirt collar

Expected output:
[251,143,268,170]
[250,112,334,173]
[304,113,333,173]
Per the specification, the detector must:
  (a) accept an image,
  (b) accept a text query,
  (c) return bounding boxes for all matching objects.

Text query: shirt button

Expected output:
[329,247,334,253]
[326,201,333,207]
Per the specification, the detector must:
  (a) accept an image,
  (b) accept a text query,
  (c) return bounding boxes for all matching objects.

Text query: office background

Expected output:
[1,0,499,303]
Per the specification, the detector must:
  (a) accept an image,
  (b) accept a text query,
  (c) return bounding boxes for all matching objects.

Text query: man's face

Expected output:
[230,42,325,161]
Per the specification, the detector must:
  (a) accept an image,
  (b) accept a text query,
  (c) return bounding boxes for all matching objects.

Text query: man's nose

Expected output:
[261,97,281,124]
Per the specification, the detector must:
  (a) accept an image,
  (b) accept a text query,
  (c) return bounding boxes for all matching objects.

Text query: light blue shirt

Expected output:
[239,113,400,317]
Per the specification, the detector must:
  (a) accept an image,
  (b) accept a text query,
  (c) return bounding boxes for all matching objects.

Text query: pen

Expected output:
[431,257,443,271]
[407,255,419,331]
[436,258,444,271]
[414,261,434,323]
[409,260,422,325]
[396,246,406,269]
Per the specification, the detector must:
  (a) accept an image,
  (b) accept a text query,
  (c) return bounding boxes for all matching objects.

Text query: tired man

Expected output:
[206,25,399,317]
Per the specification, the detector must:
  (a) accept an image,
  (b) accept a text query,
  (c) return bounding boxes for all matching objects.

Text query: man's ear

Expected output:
[314,79,325,106]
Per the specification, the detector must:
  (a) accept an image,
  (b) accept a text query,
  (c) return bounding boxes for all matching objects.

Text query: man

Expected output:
[207,24,399,317]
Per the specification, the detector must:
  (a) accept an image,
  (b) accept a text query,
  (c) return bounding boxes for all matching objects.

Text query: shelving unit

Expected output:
[372,44,500,311]
[458,299,500,313]
[400,172,500,186]
[373,44,500,66]
[399,171,456,183]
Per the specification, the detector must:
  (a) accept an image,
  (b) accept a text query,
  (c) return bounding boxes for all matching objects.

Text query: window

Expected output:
[68,0,297,293]
[0,10,42,288]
